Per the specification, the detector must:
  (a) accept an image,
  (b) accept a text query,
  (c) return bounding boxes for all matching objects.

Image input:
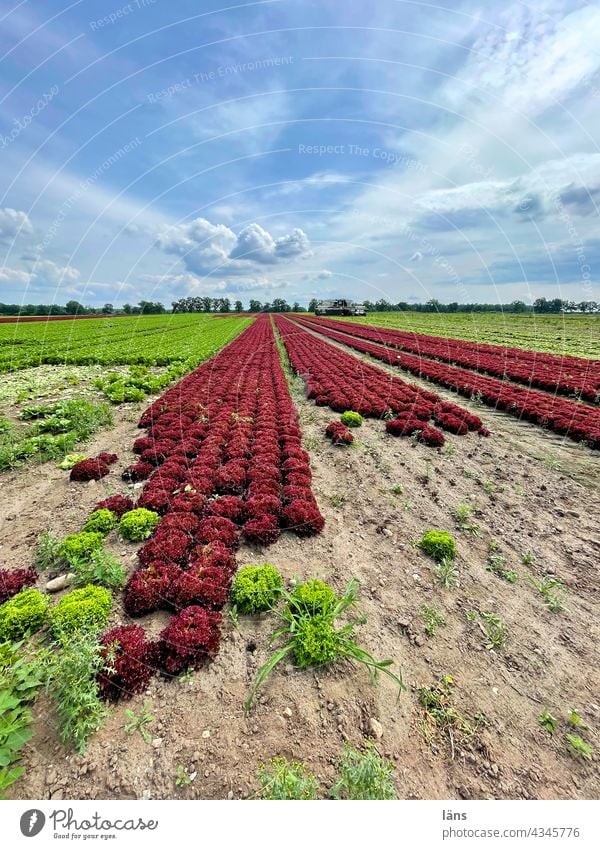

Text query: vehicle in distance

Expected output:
[314,299,367,316]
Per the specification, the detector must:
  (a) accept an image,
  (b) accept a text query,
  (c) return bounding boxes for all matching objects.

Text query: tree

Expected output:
[65,300,84,315]
[234,300,243,313]
[308,298,318,313]
[102,303,114,314]
[220,298,231,313]
[271,298,290,313]
[122,303,132,314]
[138,300,165,314]
[510,300,527,313]
[248,299,262,312]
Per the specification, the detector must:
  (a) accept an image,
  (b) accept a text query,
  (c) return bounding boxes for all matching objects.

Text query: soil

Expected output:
[2,356,599,801]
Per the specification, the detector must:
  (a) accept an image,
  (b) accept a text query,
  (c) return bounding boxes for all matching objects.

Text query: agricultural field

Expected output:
[0,313,598,802]
[341,311,600,359]
[0,313,251,372]
[0,315,250,473]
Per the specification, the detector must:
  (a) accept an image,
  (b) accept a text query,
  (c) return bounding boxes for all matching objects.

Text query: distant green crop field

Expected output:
[0,314,252,373]
[339,312,600,359]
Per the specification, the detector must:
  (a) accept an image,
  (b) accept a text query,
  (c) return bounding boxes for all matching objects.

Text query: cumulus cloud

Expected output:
[157,217,311,276]
[409,251,423,262]
[229,223,277,263]
[317,269,332,279]
[30,260,80,286]
[141,271,288,296]
[0,208,32,242]
[0,266,31,285]
[273,228,311,259]
[0,259,81,288]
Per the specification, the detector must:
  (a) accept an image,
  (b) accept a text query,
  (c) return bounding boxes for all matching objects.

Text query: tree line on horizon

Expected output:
[0,296,597,317]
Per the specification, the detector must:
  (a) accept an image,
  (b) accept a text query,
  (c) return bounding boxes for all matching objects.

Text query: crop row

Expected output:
[0,314,250,372]
[342,311,600,359]
[274,316,484,445]
[294,318,600,449]
[84,315,322,681]
[307,316,600,402]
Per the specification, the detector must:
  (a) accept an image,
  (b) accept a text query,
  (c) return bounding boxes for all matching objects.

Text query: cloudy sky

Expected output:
[1,0,600,307]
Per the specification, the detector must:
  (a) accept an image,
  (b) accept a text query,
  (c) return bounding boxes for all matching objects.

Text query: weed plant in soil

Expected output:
[0,641,48,797]
[256,757,319,800]
[330,743,397,800]
[46,632,109,753]
[245,579,404,711]
[0,399,112,471]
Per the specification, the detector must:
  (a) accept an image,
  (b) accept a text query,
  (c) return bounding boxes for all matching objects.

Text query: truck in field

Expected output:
[314,299,367,316]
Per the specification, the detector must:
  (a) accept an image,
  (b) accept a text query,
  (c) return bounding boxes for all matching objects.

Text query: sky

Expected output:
[1,0,600,308]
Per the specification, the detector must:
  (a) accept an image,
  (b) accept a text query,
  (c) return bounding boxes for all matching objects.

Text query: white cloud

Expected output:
[141,271,289,296]
[0,266,31,285]
[0,208,32,242]
[0,259,81,288]
[229,223,276,262]
[29,260,80,286]
[443,2,600,115]
[158,217,311,276]
[273,228,312,259]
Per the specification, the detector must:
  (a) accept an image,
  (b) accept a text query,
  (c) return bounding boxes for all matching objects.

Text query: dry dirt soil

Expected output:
[1,356,599,801]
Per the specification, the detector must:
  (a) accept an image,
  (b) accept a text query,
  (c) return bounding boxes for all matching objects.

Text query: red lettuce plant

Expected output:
[98,624,158,700]
[70,458,110,481]
[157,511,201,536]
[123,562,181,616]
[95,495,134,517]
[158,606,222,676]
[189,542,236,577]
[281,500,325,536]
[121,462,154,482]
[242,514,280,545]
[196,517,239,548]
[136,489,173,514]
[385,416,424,437]
[169,492,207,514]
[205,495,245,522]
[0,567,38,605]
[97,452,118,466]
[137,530,191,566]
[325,422,354,445]
[418,426,445,447]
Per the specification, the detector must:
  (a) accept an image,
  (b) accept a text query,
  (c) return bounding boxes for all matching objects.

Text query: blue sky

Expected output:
[1,0,600,307]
